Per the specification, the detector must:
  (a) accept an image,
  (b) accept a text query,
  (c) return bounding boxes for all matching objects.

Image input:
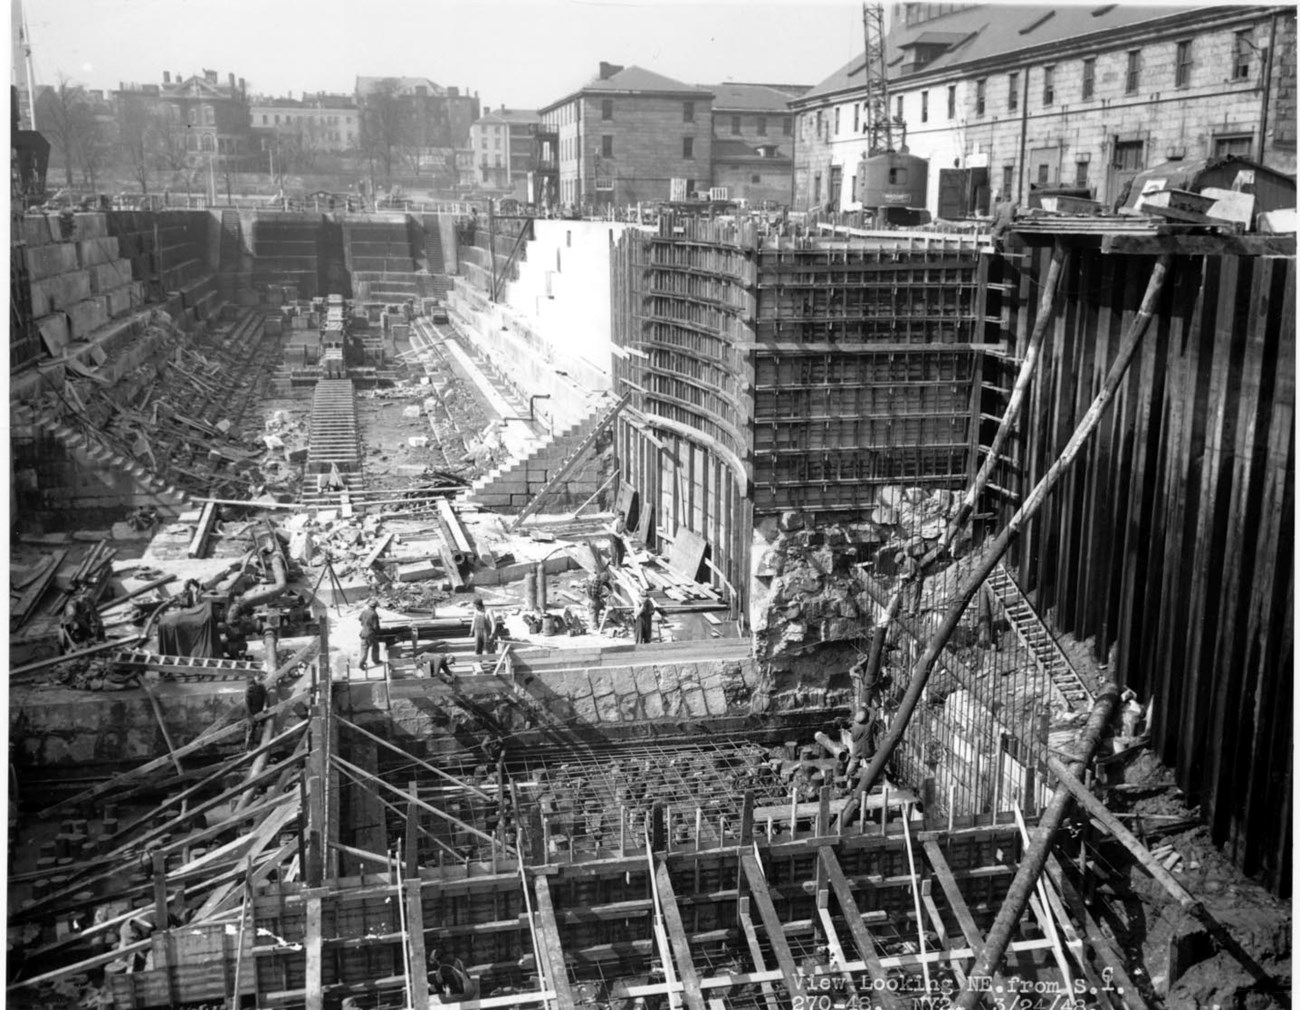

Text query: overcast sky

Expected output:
[21,0,882,107]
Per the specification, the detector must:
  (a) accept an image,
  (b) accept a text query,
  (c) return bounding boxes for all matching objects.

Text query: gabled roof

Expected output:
[355,76,446,98]
[161,75,234,100]
[709,82,803,113]
[795,3,1210,105]
[711,138,792,163]
[541,65,711,113]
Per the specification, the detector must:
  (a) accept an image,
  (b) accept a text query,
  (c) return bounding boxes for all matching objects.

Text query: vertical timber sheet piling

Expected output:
[1001,242,1294,894]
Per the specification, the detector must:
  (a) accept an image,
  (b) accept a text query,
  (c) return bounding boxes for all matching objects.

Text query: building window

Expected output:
[1214,133,1254,157]
[682,136,694,159]
[1043,66,1055,105]
[1125,50,1141,93]
[1009,72,1019,111]
[751,173,761,184]
[495,155,502,167]
[1002,164,1014,196]
[921,91,929,122]
[834,107,841,133]
[1233,30,1253,79]
[853,104,860,131]
[203,105,214,125]
[273,114,280,125]
[1112,139,1144,171]
[1075,160,1089,187]
[896,95,904,120]
[975,78,986,116]
[1082,58,1095,99]
[1175,41,1192,87]
[601,99,613,120]
[1037,163,1049,185]
[757,115,767,135]
[813,172,821,202]
[816,110,823,136]
[783,116,792,135]
[683,101,695,123]
[947,85,956,118]
[261,114,268,124]
[602,134,613,157]
[731,115,741,134]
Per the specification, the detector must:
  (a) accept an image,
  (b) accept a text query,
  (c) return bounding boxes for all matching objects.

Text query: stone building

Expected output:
[468,107,540,195]
[539,63,714,209]
[791,3,1297,216]
[708,82,804,207]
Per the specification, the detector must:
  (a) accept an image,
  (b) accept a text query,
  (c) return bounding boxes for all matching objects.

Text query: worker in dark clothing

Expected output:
[470,599,494,656]
[244,673,268,749]
[635,595,655,644]
[845,707,876,778]
[178,579,203,609]
[61,588,105,650]
[427,949,473,999]
[358,599,381,670]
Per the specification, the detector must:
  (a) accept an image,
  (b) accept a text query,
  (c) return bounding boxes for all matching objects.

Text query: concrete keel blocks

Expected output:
[65,298,111,339]
[31,270,93,316]
[105,287,134,318]
[397,560,441,582]
[24,243,80,280]
[90,261,133,294]
[20,215,57,246]
[76,237,121,266]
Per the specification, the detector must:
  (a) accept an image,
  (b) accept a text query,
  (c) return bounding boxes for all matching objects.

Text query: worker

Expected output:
[609,515,627,567]
[635,595,655,644]
[244,672,268,749]
[61,588,105,649]
[471,599,494,656]
[177,579,203,609]
[845,707,875,778]
[358,599,381,670]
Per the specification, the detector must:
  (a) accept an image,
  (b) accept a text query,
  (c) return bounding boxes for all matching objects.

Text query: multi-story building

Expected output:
[708,83,805,206]
[250,94,360,152]
[116,69,252,164]
[792,4,1296,216]
[468,107,540,195]
[539,63,714,208]
[354,77,480,151]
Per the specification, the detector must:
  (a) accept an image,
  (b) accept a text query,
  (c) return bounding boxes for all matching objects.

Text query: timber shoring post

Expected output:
[857,242,1069,701]
[952,683,1119,1010]
[1045,756,1283,993]
[837,253,1172,829]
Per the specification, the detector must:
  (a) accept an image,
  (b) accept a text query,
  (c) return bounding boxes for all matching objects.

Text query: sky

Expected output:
[19,0,883,107]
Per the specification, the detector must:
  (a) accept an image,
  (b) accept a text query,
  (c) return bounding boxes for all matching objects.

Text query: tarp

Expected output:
[157,601,219,657]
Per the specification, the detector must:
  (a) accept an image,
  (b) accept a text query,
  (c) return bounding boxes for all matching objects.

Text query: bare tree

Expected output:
[359,79,411,181]
[77,114,112,195]
[36,75,91,188]
[116,93,158,193]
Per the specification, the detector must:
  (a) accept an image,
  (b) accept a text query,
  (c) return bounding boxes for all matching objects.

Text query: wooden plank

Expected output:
[920,839,983,949]
[406,878,430,1010]
[655,862,706,1010]
[736,898,781,1010]
[305,894,323,1010]
[739,851,801,997]
[531,875,576,1010]
[817,846,894,998]
[188,501,218,558]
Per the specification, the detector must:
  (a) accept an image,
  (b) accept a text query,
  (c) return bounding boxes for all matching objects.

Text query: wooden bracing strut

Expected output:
[510,392,631,531]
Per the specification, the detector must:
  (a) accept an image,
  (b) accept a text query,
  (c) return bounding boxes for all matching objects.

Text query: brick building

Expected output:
[539,63,714,209]
[468,107,540,195]
[791,3,1297,216]
[354,76,480,150]
[117,69,252,164]
[708,82,804,206]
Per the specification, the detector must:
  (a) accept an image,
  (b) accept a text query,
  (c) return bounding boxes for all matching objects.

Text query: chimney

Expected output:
[205,69,217,84]
[163,71,171,84]
[598,62,624,80]
[239,77,246,92]
[228,72,235,88]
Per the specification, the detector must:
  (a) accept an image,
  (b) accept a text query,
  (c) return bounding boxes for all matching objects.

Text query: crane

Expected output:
[861,2,896,155]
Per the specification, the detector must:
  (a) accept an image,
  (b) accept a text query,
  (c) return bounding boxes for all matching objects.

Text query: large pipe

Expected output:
[953,684,1118,1009]
[241,521,289,608]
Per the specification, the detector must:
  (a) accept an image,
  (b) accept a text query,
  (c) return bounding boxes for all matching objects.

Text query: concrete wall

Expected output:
[448,219,631,427]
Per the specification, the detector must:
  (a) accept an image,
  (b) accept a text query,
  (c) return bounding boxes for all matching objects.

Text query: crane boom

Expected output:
[861,2,893,154]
